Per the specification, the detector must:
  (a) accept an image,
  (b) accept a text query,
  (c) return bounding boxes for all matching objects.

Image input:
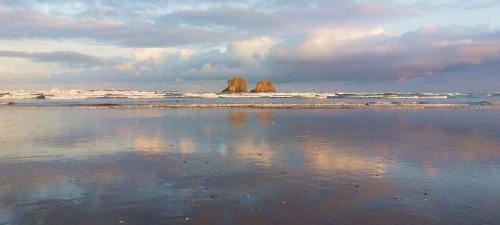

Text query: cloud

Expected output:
[0,1,499,91]
[185,63,242,78]
[114,48,183,77]
[263,25,500,83]
[7,24,498,91]
[0,0,405,47]
[229,37,279,63]
[114,47,199,76]
[296,27,388,60]
[157,0,402,35]
[0,50,110,67]
[0,5,236,47]
[0,66,16,78]
[0,65,47,81]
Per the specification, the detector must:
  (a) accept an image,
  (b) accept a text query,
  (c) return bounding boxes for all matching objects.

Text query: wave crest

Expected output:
[2,89,495,100]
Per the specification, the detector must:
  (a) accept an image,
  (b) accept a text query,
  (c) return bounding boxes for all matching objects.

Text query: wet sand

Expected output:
[0,109,499,225]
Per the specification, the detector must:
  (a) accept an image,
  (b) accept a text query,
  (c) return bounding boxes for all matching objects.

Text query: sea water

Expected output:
[1,89,499,108]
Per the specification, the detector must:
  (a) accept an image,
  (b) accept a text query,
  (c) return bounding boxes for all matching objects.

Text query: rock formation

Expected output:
[251,80,276,93]
[35,94,46,99]
[222,77,248,93]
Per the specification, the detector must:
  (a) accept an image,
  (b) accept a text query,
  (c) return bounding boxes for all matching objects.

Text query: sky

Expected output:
[0,0,499,92]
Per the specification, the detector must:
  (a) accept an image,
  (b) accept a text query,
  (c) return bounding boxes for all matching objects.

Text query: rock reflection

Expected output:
[228,111,247,127]
[256,110,274,126]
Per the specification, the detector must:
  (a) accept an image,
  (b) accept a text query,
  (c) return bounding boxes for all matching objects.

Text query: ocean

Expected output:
[1,89,499,108]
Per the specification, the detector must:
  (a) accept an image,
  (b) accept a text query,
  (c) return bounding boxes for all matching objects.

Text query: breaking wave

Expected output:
[2,102,499,109]
[1,89,499,109]
[0,89,496,100]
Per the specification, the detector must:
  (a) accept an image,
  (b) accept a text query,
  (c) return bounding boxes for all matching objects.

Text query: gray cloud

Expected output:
[0,50,110,67]
[18,25,499,91]
[0,8,237,47]
[0,0,408,47]
[157,0,401,35]
[2,23,499,92]
[262,25,500,84]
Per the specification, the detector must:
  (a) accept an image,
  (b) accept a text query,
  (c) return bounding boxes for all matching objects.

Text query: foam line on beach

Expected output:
[1,102,499,109]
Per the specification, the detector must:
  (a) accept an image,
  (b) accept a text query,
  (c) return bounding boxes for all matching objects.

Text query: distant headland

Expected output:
[221,76,276,93]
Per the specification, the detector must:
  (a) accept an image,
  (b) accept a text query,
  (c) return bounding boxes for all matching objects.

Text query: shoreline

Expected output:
[1,103,499,109]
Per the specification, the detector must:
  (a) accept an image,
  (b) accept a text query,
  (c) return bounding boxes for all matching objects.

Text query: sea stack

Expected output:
[222,77,248,93]
[35,94,46,99]
[251,80,276,93]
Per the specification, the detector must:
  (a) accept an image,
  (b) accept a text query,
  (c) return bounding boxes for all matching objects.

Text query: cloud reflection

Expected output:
[231,136,274,166]
[179,138,196,155]
[300,141,387,176]
[133,134,166,155]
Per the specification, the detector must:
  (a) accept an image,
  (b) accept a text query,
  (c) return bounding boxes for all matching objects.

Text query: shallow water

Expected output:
[0,108,499,225]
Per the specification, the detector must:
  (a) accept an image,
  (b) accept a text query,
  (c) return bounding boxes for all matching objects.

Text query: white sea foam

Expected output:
[0,90,333,99]
[0,89,169,100]
[0,89,496,100]
[333,93,449,99]
[182,92,332,98]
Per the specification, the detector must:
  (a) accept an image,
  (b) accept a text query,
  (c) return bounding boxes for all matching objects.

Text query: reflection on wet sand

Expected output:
[228,111,247,127]
[179,138,196,154]
[301,141,387,176]
[0,109,499,225]
[133,134,166,155]
[231,136,274,166]
[393,119,500,162]
[256,111,274,126]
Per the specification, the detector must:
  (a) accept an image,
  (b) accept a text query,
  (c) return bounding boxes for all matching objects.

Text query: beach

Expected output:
[1,108,499,225]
